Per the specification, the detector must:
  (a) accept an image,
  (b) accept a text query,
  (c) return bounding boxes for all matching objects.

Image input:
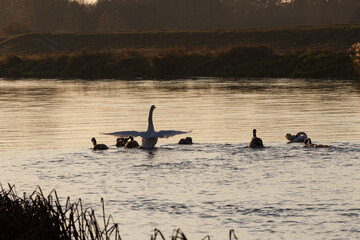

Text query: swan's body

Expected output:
[125,136,140,148]
[249,129,264,148]
[91,137,108,151]
[304,138,330,148]
[179,137,193,144]
[286,132,307,142]
[103,105,189,149]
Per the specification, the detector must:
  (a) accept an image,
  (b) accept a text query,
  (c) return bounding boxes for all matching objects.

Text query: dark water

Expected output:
[1,78,360,239]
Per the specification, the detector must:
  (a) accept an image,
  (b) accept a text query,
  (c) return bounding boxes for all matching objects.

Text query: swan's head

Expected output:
[128,136,134,141]
[91,137,97,145]
[304,138,312,145]
[150,105,156,111]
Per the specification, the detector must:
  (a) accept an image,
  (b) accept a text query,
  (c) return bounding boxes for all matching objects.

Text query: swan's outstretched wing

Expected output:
[155,130,190,139]
[102,131,147,138]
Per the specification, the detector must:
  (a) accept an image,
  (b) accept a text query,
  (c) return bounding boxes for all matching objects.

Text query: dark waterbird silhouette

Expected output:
[304,138,330,148]
[125,136,140,148]
[248,129,264,148]
[116,137,129,147]
[178,137,193,144]
[91,137,108,151]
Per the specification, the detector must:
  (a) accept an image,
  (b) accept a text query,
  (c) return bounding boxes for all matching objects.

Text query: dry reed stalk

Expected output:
[0,183,121,240]
[1,183,240,240]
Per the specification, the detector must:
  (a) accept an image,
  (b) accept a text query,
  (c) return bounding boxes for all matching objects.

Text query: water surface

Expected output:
[0,78,360,240]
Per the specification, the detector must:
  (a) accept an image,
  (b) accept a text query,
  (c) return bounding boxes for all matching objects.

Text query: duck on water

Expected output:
[248,129,264,148]
[103,105,190,149]
[91,137,108,151]
[304,138,330,148]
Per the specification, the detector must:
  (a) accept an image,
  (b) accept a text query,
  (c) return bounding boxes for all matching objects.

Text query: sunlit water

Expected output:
[1,78,360,240]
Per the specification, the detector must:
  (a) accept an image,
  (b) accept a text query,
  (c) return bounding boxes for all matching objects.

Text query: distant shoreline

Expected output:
[0,45,357,80]
[0,25,359,80]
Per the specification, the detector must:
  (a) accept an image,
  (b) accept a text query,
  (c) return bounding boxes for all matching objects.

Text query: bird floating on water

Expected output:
[103,105,190,149]
[248,129,264,148]
[304,138,330,148]
[91,137,108,151]
[125,136,140,148]
[286,132,308,142]
[178,137,193,144]
[116,137,129,147]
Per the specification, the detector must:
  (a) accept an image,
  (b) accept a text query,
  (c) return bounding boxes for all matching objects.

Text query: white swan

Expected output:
[285,132,307,142]
[103,105,189,149]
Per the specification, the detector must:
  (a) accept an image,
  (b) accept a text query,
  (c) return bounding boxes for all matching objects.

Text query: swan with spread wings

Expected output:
[103,105,189,149]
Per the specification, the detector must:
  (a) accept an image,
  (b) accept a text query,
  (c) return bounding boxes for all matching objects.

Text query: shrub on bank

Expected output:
[0,44,358,79]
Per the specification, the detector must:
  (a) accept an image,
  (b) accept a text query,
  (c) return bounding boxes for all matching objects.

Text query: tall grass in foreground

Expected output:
[0,44,357,79]
[0,184,240,240]
[0,184,121,240]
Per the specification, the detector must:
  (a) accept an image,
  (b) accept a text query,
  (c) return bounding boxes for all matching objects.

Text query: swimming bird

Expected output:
[91,137,108,151]
[304,138,330,148]
[248,129,264,148]
[125,136,140,148]
[179,137,193,144]
[116,137,129,147]
[286,132,307,142]
[103,105,190,149]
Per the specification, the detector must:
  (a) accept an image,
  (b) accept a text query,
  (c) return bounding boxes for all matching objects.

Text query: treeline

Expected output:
[1,0,360,33]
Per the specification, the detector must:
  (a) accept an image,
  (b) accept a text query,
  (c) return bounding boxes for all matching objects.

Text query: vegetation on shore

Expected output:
[0,183,240,240]
[1,25,360,56]
[1,0,360,33]
[1,26,360,80]
[0,44,357,80]
[0,184,121,240]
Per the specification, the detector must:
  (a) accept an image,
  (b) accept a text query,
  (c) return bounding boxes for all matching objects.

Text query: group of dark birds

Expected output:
[91,136,193,151]
[249,129,330,148]
[92,129,329,151]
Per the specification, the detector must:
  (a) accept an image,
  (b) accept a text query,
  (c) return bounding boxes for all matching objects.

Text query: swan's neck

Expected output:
[253,130,257,138]
[147,108,155,132]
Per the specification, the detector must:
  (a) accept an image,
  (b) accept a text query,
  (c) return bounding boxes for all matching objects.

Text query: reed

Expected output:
[0,183,121,240]
[1,184,242,240]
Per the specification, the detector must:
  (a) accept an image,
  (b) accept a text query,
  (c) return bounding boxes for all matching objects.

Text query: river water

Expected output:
[0,78,360,240]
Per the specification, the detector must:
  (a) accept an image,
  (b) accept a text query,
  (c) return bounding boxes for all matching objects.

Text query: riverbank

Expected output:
[1,25,360,55]
[1,25,360,80]
[0,44,357,79]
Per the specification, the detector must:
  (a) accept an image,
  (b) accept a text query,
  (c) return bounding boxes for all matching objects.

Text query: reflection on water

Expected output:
[1,78,360,240]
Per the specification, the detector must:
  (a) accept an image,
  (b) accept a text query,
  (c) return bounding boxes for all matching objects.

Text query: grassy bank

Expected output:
[1,25,360,80]
[0,44,357,79]
[1,25,360,56]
